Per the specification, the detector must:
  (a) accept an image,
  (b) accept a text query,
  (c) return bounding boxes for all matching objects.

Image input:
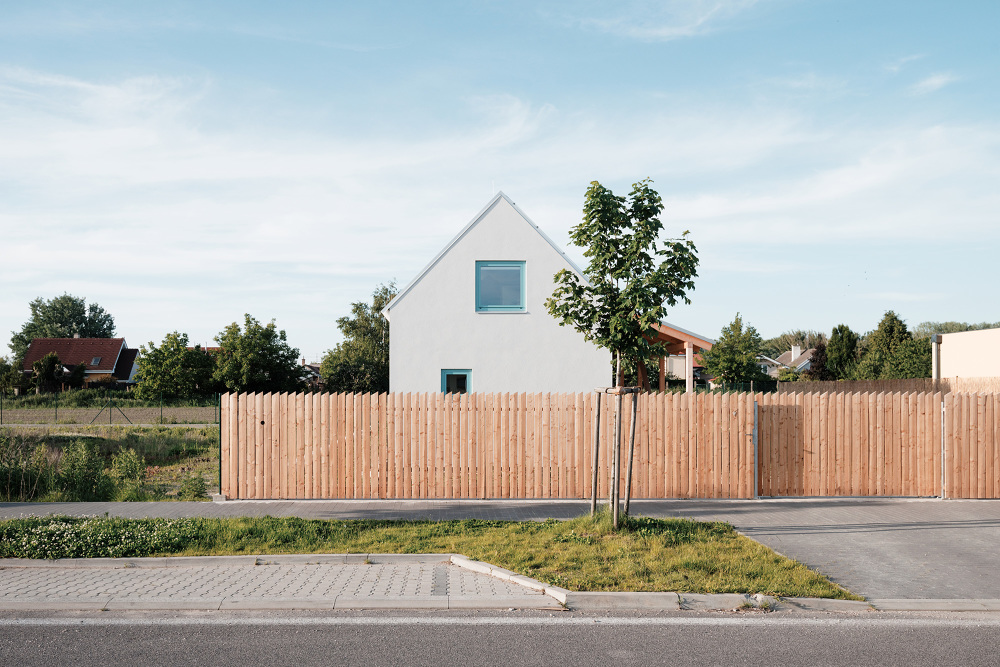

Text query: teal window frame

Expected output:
[441,369,472,394]
[475,260,526,312]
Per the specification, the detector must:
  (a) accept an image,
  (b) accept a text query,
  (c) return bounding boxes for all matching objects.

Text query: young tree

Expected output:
[826,324,859,379]
[213,315,305,393]
[320,282,395,393]
[700,313,769,385]
[9,294,116,363]
[136,332,217,400]
[545,179,698,385]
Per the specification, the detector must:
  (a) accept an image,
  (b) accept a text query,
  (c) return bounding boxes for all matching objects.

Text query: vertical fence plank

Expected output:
[219,388,999,502]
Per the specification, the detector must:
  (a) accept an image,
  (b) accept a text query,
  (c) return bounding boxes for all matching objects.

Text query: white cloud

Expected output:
[1,66,998,359]
[566,0,764,41]
[911,72,957,95]
[884,54,923,74]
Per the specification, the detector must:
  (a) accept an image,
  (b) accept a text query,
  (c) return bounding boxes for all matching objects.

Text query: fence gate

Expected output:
[755,391,943,497]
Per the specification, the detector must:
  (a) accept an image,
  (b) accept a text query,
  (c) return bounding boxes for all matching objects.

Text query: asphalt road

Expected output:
[3,611,1000,667]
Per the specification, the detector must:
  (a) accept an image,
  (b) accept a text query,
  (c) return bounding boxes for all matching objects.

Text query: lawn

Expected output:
[0,512,861,599]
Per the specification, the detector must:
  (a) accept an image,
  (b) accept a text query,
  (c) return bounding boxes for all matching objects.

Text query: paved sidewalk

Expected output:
[0,554,556,611]
[3,498,1000,602]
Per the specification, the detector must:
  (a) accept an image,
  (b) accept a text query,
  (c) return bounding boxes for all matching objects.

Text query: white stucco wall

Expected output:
[940,328,1000,378]
[386,194,610,393]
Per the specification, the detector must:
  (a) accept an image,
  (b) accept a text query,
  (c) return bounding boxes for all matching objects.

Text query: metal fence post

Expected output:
[753,399,759,499]
[218,392,223,494]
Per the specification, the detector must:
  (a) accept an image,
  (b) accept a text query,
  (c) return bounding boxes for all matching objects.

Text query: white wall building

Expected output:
[933,327,1000,379]
[382,192,610,393]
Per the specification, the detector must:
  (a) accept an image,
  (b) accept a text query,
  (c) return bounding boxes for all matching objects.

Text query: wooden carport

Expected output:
[646,322,714,393]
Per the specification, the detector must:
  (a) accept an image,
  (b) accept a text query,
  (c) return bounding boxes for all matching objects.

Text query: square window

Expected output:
[91,357,102,366]
[476,261,525,312]
[441,369,472,394]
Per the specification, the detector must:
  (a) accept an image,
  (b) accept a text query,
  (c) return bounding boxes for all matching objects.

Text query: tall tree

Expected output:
[320,282,396,394]
[911,320,1000,338]
[136,332,217,400]
[761,330,827,359]
[213,315,305,393]
[826,324,859,379]
[545,179,698,386]
[9,294,116,363]
[881,338,932,378]
[856,311,911,380]
[803,342,835,381]
[700,313,769,385]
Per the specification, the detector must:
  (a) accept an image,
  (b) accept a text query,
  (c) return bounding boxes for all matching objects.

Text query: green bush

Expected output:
[58,440,114,501]
[110,448,144,484]
[0,436,56,501]
[0,516,200,559]
[177,474,208,500]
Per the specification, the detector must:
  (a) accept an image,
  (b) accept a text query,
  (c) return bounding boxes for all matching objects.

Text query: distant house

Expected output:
[21,337,140,385]
[301,359,324,390]
[760,345,815,378]
[382,192,610,393]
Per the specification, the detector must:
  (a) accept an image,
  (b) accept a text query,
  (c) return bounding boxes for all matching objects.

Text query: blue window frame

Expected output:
[475,261,525,312]
[441,369,472,394]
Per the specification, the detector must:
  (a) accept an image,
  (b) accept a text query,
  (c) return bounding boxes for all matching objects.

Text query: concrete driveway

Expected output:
[4,497,999,600]
[635,498,1000,600]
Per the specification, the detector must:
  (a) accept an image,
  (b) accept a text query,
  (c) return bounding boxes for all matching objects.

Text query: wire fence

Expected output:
[0,390,221,426]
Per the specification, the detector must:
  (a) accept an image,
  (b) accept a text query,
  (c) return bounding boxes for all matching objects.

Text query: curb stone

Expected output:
[448,557,869,612]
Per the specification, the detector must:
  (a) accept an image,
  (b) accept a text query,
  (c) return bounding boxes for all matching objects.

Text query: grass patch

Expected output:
[0,512,860,599]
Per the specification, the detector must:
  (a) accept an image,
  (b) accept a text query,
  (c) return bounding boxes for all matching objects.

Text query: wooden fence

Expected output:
[220,390,1000,500]
[220,391,754,500]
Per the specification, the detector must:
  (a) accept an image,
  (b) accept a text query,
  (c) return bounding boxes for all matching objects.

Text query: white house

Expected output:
[932,327,1000,379]
[382,192,611,393]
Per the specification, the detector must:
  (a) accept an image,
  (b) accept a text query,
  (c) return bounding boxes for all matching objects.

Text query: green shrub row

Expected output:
[0,516,200,559]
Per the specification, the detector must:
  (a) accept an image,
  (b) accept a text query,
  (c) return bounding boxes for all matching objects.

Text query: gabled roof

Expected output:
[776,348,815,370]
[651,321,715,354]
[22,338,126,373]
[382,191,586,319]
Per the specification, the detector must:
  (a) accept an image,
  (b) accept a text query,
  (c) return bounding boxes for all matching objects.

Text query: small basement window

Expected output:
[475,261,525,312]
[91,357,102,366]
[441,369,472,394]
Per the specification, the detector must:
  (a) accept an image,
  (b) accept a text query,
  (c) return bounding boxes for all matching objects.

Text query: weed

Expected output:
[177,474,208,500]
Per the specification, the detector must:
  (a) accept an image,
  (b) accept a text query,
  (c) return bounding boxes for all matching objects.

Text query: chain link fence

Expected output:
[0,390,221,426]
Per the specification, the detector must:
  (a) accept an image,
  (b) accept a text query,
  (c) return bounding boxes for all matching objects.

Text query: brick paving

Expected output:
[0,556,551,610]
[3,497,1000,600]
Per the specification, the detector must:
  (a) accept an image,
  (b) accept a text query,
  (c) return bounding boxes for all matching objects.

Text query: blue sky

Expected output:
[1,0,997,362]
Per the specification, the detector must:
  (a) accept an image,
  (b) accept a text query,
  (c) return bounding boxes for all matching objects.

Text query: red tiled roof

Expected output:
[22,338,126,374]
